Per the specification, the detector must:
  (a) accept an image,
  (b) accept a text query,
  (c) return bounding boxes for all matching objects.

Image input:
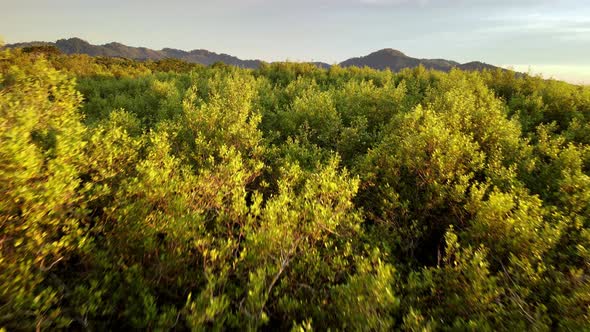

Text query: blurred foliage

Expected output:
[1,48,590,330]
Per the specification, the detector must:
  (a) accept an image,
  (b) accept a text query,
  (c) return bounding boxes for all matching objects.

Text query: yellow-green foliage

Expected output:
[0,50,88,330]
[1,49,590,330]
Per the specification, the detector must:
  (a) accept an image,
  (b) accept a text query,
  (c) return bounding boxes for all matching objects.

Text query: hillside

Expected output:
[5,37,264,68]
[5,38,501,72]
[340,48,499,72]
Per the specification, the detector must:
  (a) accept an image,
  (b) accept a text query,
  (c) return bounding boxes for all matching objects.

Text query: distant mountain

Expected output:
[5,38,263,69]
[4,38,502,72]
[458,61,500,71]
[311,62,332,69]
[340,48,498,72]
[341,48,422,71]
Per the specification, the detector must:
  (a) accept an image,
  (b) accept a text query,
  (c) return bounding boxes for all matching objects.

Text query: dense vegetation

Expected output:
[1,47,590,331]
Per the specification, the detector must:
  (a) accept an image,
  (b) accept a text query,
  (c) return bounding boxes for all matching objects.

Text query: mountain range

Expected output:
[4,37,500,72]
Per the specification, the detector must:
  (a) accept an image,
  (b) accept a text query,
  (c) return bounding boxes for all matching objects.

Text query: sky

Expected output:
[1,0,588,84]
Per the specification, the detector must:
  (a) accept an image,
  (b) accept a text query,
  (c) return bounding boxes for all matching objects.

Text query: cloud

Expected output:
[502,64,590,84]
[480,12,590,42]
[359,0,429,5]
[356,0,549,7]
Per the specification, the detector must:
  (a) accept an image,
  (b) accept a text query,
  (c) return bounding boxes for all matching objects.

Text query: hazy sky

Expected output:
[1,0,588,83]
